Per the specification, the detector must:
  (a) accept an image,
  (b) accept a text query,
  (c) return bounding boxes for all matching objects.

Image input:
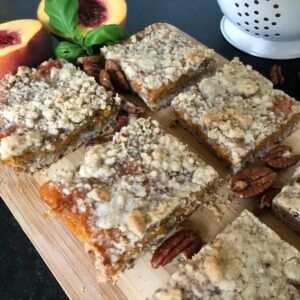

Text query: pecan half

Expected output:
[78,55,104,78]
[99,69,115,92]
[230,166,277,199]
[270,65,284,86]
[263,145,300,169]
[105,59,130,91]
[151,230,202,269]
[253,188,281,215]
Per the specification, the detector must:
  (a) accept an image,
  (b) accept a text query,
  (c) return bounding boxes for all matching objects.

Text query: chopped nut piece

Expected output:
[127,210,146,237]
[96,189,110,202]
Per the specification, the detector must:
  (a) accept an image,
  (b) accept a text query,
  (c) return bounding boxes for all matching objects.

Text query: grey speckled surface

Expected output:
[0,0,299,299]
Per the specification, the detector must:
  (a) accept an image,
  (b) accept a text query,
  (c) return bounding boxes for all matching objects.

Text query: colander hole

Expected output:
[245,29,250,32]
[254,11,259,15]
[275,13,281,17]
[254,20,259,23]
[275,33,280,36]
[274,4,279,9]
[264,26,269,30]
[245,21,249,25]
[254,26,259,30]
[272,22,277,26]
[264,34,269,37]
[245,3,249,7]
[237,22,241,26]
[238,12,242,16]
[245,12,249,16]
[255,33,259,36]
[254,0,259,4]
[264,17,269,21]
[235,3,239,7]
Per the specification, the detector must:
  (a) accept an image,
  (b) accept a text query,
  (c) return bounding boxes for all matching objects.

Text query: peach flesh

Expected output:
[0,20,52,79]
[37,0,127,38]
[78,0,108,27]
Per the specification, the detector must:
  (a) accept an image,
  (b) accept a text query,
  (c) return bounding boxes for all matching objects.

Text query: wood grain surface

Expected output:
[0,25,299,300]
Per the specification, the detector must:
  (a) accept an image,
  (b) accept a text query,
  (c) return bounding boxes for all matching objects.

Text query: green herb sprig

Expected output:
[45,0,129,62]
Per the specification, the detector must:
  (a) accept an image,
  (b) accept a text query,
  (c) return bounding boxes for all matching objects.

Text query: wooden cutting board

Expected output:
[0,24,300,300]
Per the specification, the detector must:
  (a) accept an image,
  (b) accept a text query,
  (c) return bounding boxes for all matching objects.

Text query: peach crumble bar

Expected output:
[101,23,215,110]
[0,59,121,172]
[154,210,300,299]
[273,166,300,235]
[172,58,300,170]
[40,118,218,281]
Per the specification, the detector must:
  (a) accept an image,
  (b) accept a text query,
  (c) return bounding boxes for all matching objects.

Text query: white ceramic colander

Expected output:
[217,0,300,59]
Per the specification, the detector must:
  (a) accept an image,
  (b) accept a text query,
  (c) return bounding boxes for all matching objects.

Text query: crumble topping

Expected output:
[273,165,300,222]
[154,210,300,299]
[0,60,118,160]
[101,23,214,92]
[172,58,300,165]
[52,118,218,264]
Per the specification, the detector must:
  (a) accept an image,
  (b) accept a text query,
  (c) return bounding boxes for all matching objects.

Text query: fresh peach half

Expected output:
[37,0,127,38]
[0,19,52,79]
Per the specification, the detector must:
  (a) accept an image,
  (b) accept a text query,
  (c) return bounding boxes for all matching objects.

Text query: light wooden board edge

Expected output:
[0,24,300,300]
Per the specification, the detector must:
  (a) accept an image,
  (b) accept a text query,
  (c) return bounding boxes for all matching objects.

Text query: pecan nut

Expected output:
[253,188,281,215]
[230,166,277,199]
[264,145,300,169]
[78,55,104,78]
[99,69,115,92]
[105,59,130,91]
[151,230,202,269]
[270,64,284,86]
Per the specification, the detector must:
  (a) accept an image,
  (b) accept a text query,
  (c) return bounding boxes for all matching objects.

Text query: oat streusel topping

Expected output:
[53,118,218,264]
[273,165,300,221]
[172,58,300,165]
[0,60,117,160]
[154,210,300,300]
[101,23,214,92]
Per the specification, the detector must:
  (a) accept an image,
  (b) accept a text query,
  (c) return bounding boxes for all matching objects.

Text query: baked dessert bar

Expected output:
[154,210,300,299]
[172,58,300,170]
[40,118,218,281]
[101,23,215,110]
[0,59,121,172]
[273,165,300,234]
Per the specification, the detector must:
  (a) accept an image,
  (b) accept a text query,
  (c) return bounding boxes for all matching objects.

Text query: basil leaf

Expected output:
[54,41,84,62]
[45,0,80,39]
[84,25,129,47]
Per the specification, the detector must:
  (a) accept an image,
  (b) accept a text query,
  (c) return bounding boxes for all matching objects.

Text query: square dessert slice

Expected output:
[154,210,300,299]
[0,59,121,172]
[273,166,300,234]
[40,118,218,281]
[101,23,215,110]
[172,58,300,170]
